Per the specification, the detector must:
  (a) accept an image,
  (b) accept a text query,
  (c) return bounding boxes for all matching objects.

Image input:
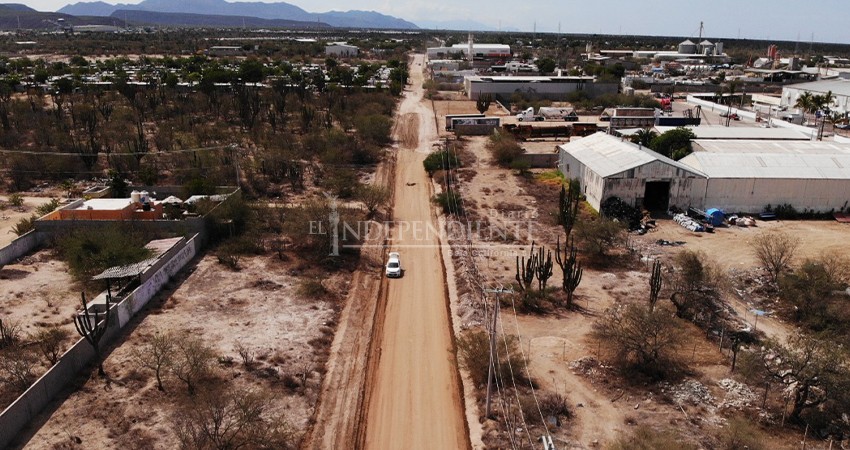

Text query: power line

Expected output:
[0,143,234,157]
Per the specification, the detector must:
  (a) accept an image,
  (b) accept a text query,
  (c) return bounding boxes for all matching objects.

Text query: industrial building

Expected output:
[680,140,850,212]
[558,133,707,212]
[464,75,615,101]
[559,134,850,214]
[781,78,850,115]
[652,126,810,141]
[426,43,511,60]
[325,42,359,57]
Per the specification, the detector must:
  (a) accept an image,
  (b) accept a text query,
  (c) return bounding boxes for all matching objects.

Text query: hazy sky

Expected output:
[19,0,850,44]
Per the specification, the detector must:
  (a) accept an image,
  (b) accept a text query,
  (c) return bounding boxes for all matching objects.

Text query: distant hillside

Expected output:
[60,0,418,29]
[0,4,124,30]
[112,9,329,29]
[0,3,36,12]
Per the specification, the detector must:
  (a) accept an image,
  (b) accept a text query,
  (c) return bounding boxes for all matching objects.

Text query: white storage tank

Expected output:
[140,191,149,204]
[130,190,141,203]
[678,40,696,54]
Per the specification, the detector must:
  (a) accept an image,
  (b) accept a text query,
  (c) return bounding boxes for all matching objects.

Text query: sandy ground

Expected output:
[16,254,338,449]
[0,196,55,247]
[362,54,469,450]
[0,251,81,409]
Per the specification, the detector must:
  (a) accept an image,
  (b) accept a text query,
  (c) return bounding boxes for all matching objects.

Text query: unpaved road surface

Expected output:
[362,54,470,450]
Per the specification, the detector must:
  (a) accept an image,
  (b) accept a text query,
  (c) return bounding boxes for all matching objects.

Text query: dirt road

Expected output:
[362,54,470,450]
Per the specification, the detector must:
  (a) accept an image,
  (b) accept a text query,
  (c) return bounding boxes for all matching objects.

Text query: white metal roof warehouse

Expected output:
[558,133,707,212]
[559,134,850,214]
[679,140,850,213]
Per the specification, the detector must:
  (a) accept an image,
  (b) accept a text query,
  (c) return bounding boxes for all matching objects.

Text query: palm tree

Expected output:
[794,92,816,124]
[631,128,656,147]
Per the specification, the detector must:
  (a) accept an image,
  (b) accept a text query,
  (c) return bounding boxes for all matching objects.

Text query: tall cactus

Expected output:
[649,259,663,311]
[74,291,112,377]
[556,235,583,309]
[534,245,554,292]
[515,243,537,293]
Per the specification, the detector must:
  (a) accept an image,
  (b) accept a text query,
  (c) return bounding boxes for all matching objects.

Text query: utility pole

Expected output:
[484,285,513,418]
[485,293,498,418]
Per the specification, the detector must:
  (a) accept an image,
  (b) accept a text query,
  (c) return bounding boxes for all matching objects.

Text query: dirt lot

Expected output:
[15,253,340,449]
[0,196,56,247]
[633,218,850,270]
[0,251,81,409]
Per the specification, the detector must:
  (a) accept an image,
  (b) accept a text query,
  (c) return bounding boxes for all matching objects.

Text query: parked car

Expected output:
[385,252,402,278]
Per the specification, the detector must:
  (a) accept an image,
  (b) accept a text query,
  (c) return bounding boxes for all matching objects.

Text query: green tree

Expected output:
[536,57,557,74]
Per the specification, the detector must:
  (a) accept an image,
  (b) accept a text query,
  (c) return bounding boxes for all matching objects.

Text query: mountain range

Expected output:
[59,0,418,29]
[0,3,125,30]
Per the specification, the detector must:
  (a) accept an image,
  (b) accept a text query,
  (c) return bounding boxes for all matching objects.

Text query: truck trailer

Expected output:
[516,107,578,122]
[445,113,485,131]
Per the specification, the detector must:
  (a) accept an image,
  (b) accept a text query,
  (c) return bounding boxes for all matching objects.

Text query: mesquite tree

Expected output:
[556,236,583,309]
[649,259,662,311]
[73,291,112,377]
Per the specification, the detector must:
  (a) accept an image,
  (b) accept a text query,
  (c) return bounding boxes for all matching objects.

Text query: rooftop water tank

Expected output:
[130,190,141,203]
[140,191,150,204]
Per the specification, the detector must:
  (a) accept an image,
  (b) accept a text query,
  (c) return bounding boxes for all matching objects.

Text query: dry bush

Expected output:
[592,303,686,380]
[173,386,297,450]
[606,425,697,450]
[486,131,524,167]
[715,416,766,450]
[0,344,38,393]
[32,326,70,365]
[749,230,800,283]
[170,334,216,395]
[133,332,176,392]
[456,329,532,388]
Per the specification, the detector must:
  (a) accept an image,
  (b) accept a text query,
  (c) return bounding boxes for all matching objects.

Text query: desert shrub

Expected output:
[715,417,766,450]
[10,215,36,236]
[456,329,532,388]
[297,279,328,298]
[54,225,152,281]
[592,303,686,380]
[433,191,463,215]
[169,334,216,395]
[8,193,24,207]
[357,184,390,218]
[173,386,297,450]
[486,131,524,167]
[0,345,38,394]
[423,149,460,177]
[750,230,800,284]
[35,198,61,217]
[32,327,70,366]
[607,425,697,450]
[575,216,625,260]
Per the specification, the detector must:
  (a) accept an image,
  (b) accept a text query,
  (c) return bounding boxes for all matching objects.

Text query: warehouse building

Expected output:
[679,140,850,213]
[464,75,616,101]
[558,133,707,212]
[781,78,850,115]
[325,43,359,57]
[652,126,810,141]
